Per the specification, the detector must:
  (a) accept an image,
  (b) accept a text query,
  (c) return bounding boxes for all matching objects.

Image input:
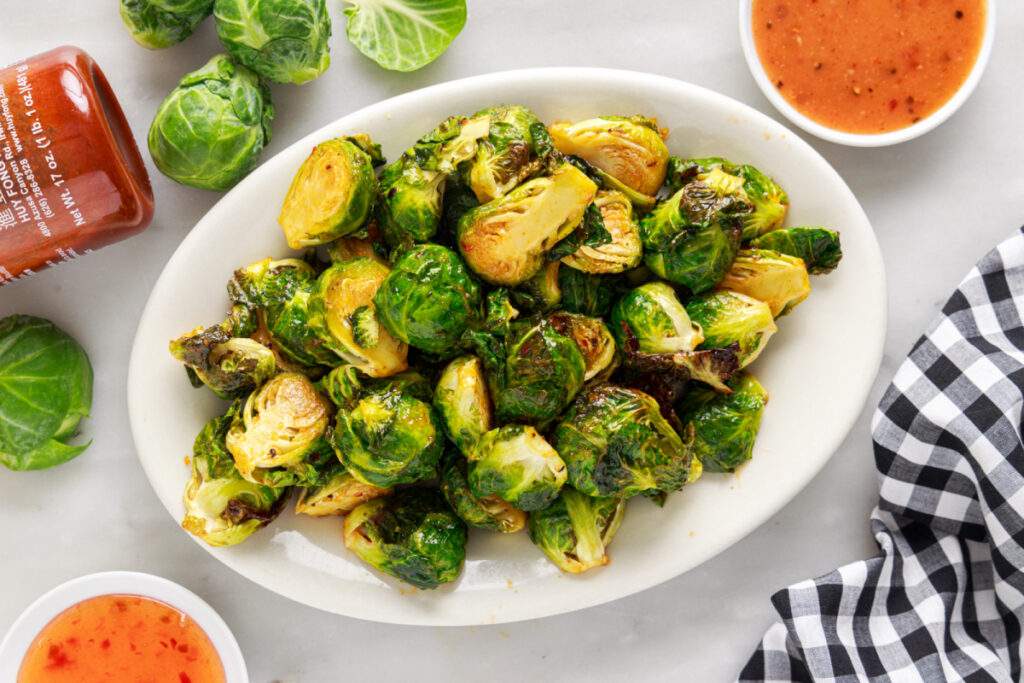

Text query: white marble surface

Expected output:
[1,2,1022,681]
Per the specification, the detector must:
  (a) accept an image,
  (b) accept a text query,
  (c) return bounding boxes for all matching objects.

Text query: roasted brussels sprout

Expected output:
[213,0,331,84]
[308,258,409,377]
[170,324,276,399]
[326,236,384,264]
[558,266,620,317]
[229,257,315,318]
[685,290,777,368]
[332,373,444,487]
[562,190,642,274]
[183,407,287,547]
[528,487,625,573]
[466,104,550,203]
[226,372,331,485]
[666,157,788,239]
[441,452,526,532]
[611,282,703,354]
[548,312,616,381]
[120,0,213,49]
[457,163,598,286]
[749,227,842,274]
[718,249,811,317]
[343,488,467,589]
[433,356,492,456]
[467,425,567,511]
[149,54,273,191]
[278,136,380,249]
[512,261,563,313]
[373,244,481,355]
[294,467,390,517]
[677,372,768,472]
[549,116,669,196]
[554,384,700,498]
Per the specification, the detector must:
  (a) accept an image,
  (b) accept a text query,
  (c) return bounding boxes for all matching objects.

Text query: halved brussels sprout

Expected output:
[558,265,621,317]
[327,236,384,264]
[373,244,481,356]
[170,325,276,399]
[561,190,642,274]
[332,374,444,487]
[553,384,699,498]
[120,0,213,49]
[213,0,331,84]
[433,356,492,456]
[685,290,777,368]
[611,282,704,354]
[182,407,287,547]
[677,372,768,472]
[226,373,332,485]
[749,227,842,274]
[308,258,409,377]
[528,487,625,573]
[618,330,739,394]
[549,116,669,196]
[666,157,789,239]
[512,261,563,313]
[457,163,598,286]
[467,104,549,203]
[718,249,811,317]
[441,452,526,533]
[294,467,390,517]
[548,312,616,381]
[278,136,379,249]
[343,488,467,589]
[467,425,567,511]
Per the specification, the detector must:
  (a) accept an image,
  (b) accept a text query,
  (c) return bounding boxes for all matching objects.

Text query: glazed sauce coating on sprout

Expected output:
[17,594,224,683]
[752,0,986,134]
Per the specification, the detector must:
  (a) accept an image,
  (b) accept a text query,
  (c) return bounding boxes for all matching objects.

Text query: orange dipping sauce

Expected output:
[752,0,987,134]
[18,594,225,683]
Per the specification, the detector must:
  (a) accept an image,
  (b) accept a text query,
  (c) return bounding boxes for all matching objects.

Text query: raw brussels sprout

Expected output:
[457,163,598,286]
[332,373,444,487]
[120,0,213,49]
[343,488,467,589]
[685,290,777,368]
[148,54,273,191]
[467,425,567,511]
[562,190,642,274]
[226,372,332,485]
[611,282,704,354]
[558,266,620,317]
[677,372,768,472]
[749,227,842,274]
[213,0,331,84]
[512,261,563,313]
[553,384,700,498]
[373,244,481,355]
[441,452,526,532]
[548,312,616,381]
[718,249,811,317]
[182,407,286,546]
[548,116,669,196]
[294,467,390,516]
[466,104,550,202]
[170,324,276,399]
[278,136,380,249]
[528,487,625,573]
[433,356,492,456]
[666,157,788,240]
[308,258,409,377]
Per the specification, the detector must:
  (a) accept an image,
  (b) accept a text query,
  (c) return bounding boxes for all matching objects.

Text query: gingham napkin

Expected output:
[740,228,1024,682]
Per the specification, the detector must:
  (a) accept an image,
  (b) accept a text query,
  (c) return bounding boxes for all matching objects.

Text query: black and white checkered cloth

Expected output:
[739,228,1024,682]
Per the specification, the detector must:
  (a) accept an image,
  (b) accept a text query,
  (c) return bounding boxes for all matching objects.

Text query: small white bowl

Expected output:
[0,572,247,682]
[738,0,996,146]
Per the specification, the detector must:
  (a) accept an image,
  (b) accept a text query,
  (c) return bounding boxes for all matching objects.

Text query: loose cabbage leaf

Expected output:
[342,0,466,72]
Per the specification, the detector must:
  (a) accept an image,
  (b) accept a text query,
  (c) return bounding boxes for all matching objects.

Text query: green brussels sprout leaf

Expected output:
[749,227,843,274]
[677,372,769,473]
[528,487,625,573]
[120,0,214,49]
[468,425,567,511]
[342,0,467,72]
[441,452,526,532]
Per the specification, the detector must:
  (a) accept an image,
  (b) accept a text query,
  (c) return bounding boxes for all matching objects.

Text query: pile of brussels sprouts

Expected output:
[169,105,843,589]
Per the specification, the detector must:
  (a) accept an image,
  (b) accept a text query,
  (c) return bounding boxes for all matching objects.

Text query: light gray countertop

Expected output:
[2,2,1023,681]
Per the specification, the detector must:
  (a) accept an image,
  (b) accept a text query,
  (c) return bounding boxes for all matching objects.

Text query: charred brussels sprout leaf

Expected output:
[553,384,700,498]
[548,312,616,381]
[467,425,567,511]
[295,466,390,516]
[528,487,625,573]
[120,0,213,49]
[170,325,276,399]
[214,0,331,84]
[685,290,777,368]
[373,244,481,355]
[546,202,612,263]
[183,406,287,546]
[342,0,467,72]
[344,488,467,589]
[433,356,492,456]
[441,452,526,532]
[562,190,642,274]
[149,54,273,191]
[677,372,768,472]
[749,227,842,274]
[467,104,550,203]
[718,249,811,317]
[611,282,703,354]
[549,116,669,196]
[558,266,620,317]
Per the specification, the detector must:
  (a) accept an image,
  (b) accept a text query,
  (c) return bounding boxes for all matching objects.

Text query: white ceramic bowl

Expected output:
[738,0,996,147]
[0,571,247,681]
[128,67,886,626]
